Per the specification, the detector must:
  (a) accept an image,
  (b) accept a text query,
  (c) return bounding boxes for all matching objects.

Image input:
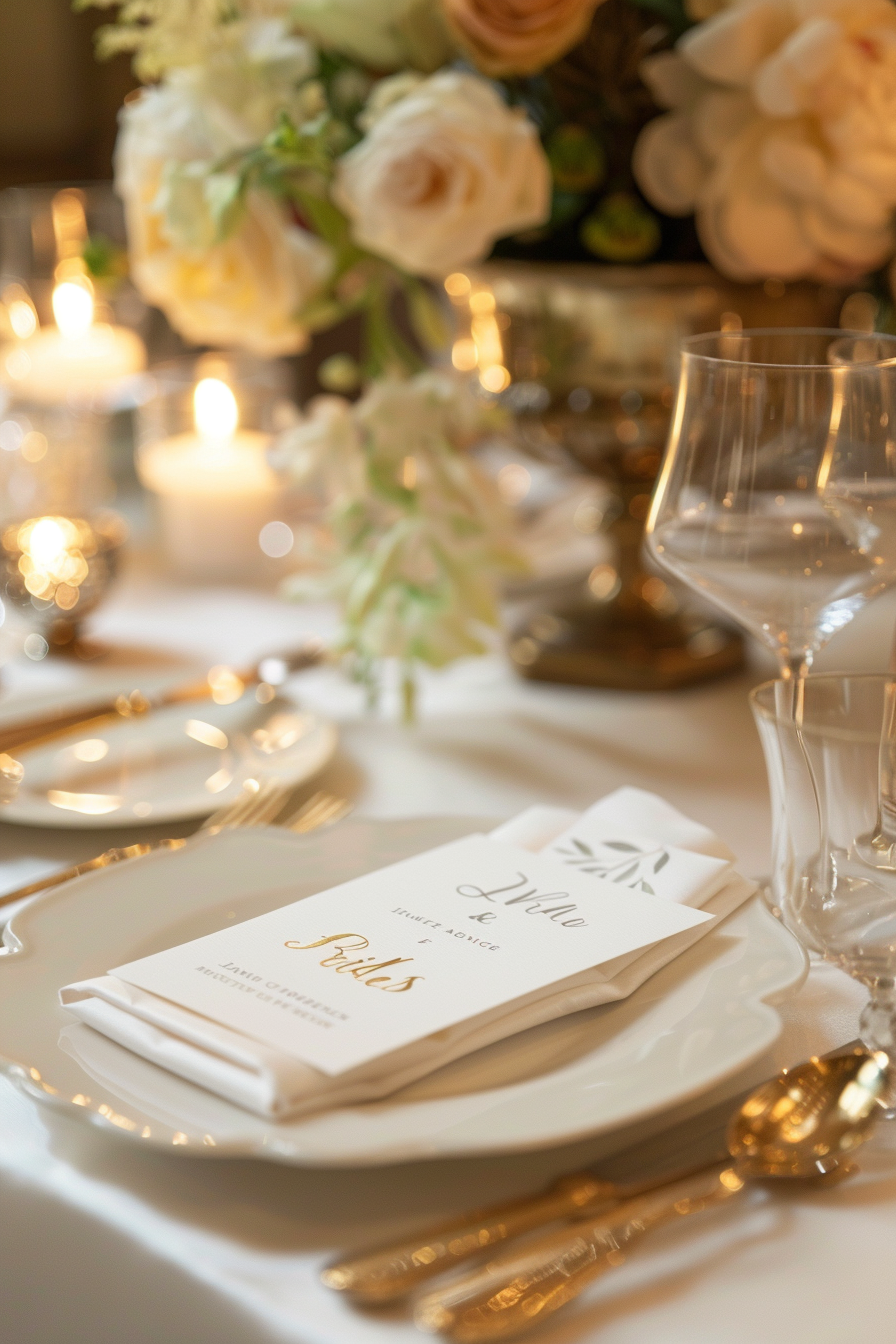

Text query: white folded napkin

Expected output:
[60,789,755,1120]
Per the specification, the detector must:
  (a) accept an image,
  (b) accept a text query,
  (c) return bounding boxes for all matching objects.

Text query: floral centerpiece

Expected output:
[80,0,896,705]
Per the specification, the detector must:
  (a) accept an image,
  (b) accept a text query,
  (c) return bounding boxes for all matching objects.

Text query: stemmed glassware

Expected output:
[752,675,896,1080]
[645,330,896,680]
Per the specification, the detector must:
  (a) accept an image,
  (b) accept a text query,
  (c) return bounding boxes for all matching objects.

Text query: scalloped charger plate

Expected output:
[0,817,807,1166]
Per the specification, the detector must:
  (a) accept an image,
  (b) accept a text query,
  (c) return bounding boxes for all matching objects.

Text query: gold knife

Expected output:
[321,1040,861,1304]
[0,641,324,758]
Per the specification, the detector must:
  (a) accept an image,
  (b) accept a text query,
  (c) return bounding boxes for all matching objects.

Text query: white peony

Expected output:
[332,71,551,277]
[633,0,896,281]
[289,0,454,72]
[115,20,333,355]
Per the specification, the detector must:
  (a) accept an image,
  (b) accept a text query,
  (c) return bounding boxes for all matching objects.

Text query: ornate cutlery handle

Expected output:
[321,1173,618,1303]
[413,1163,744,1342]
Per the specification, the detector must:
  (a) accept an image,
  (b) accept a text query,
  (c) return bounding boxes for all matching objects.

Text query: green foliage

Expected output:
[546,125,605,194]
[580,192,661,262]
[627,0,693,38]
[82,234,129,282]
[280,375,526,695]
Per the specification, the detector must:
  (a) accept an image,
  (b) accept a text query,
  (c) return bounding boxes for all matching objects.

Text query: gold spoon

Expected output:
[413,1047,889,1343]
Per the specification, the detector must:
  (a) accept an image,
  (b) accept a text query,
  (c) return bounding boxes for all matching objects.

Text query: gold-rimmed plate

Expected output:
[0,818,807,1165]
[0,685,337,827]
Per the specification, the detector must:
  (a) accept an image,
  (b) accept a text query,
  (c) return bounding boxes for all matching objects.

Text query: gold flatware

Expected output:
[0,777,297,912]
[0,640,324,758]
[322,1038,870,1304]
[413,1047,889,1341]
[199,777,295,835]
[283,791,353,833]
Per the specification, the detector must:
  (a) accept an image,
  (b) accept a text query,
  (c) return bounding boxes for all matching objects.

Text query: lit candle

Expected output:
[138,376,283,581]
[1,278,146,405]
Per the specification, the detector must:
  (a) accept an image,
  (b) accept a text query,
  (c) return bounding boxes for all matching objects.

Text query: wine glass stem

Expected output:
[860,984,896,1114]
[779,652,812,681]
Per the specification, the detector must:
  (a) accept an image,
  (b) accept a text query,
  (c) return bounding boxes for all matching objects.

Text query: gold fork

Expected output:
[0,777,311,912]
[282,790,353,833]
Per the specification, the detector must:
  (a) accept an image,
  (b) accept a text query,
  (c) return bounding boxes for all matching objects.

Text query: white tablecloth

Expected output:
[2,572,896,1344]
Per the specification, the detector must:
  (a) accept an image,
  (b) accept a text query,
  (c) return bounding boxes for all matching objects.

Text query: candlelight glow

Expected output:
[13,516,91,606]
[194,378,239,439]
[52,282,94,340]
[27,517,69,569]
[8,298,37,340]
[47,789,122,815]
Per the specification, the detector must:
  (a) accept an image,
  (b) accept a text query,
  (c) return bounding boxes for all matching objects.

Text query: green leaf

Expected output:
[82,233,127,281]
[604,841,640,853]
[404,280,451,354]
[546,125,605,194]
[640,881,655,895]
[204,171,244,242]
[654,852,670,873]
[571,838,594,856]
[580,193,661,264]
[613,863,639,883]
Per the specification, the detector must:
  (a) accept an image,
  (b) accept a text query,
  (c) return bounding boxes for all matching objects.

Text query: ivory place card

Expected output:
[107,833,710,1077]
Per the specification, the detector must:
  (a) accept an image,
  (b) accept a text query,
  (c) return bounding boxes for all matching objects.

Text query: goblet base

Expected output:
[509,601,744,691]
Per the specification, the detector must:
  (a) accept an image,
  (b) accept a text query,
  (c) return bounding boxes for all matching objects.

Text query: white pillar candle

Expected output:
[1,281,145,404]
[138,376,282,582]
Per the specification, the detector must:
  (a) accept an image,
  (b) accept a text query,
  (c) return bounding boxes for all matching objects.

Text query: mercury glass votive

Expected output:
[136,353,297,583]
[0,385,131,656]
[0,511,127,654]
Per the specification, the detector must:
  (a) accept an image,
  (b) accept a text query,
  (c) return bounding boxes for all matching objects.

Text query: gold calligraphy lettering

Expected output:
[284,934,422,992]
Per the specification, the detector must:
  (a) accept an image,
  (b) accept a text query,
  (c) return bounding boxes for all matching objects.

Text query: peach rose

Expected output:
[442,0,606,76]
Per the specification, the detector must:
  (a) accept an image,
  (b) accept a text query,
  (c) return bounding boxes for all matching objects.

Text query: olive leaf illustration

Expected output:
[556,836,671,894]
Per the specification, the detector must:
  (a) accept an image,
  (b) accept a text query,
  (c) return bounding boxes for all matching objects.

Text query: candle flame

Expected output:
[27,517,69,568]
[194,378,238,439]
[52,281,94,340]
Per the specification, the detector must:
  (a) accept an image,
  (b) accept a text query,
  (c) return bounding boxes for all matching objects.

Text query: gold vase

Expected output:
[449,261,858,690]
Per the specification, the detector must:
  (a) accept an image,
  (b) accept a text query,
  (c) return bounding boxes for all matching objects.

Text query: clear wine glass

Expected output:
[645,329,896,681]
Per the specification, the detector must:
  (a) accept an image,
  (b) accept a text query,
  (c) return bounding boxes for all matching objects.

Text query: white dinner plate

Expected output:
[0,818,807,1166]
[0,685,337,827]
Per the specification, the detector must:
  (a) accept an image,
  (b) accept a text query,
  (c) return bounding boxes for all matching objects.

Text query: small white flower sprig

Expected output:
[274,372,527,720]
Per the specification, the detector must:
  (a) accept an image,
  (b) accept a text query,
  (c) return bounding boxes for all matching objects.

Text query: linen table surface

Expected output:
[2,573,895,1344]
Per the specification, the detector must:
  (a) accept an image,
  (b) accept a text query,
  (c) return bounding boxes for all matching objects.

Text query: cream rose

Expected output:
[332,71,550,277]
[443,0,606,76]
[115,23,333,356]
[633,0,896,282]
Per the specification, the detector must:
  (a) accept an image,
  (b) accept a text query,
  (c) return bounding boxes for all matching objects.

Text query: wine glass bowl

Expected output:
[645,329,896,678]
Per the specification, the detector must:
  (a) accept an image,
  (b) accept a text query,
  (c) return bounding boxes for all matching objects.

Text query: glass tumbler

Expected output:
[751,674,896,1060]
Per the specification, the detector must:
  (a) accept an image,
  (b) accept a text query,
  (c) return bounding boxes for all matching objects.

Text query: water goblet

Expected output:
[751,674,896,1074]
[645,329,896,680]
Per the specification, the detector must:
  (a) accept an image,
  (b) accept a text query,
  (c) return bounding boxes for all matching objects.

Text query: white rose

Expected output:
[332,71,551,277]
[115,24,333,356]
[633,0,896,281]
[290,0,454,71]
